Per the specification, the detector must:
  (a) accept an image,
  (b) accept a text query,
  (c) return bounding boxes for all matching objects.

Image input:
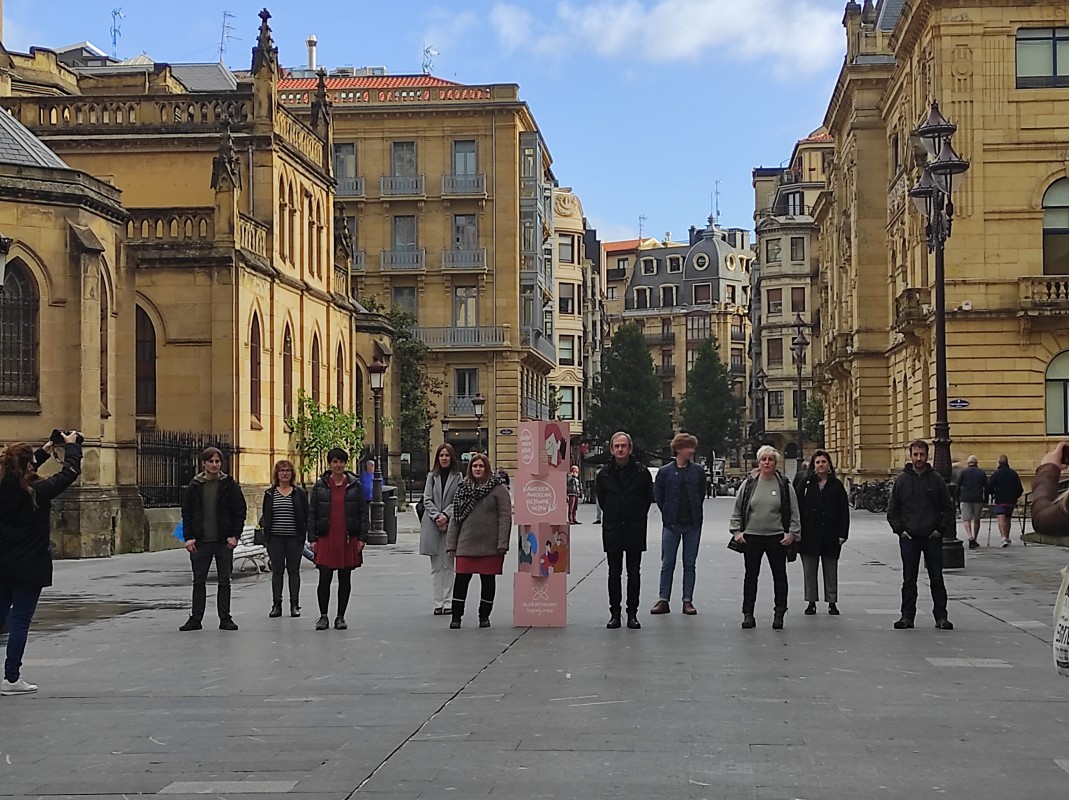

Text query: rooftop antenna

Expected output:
[109,7,125,60]
[217,11,238,64]
[422,43,439,74]
[638,214,648,239]
[714,179,722,223]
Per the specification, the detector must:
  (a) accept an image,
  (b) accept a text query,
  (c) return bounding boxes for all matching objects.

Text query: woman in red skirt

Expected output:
[446,453,512,629]
[308,448,367,631]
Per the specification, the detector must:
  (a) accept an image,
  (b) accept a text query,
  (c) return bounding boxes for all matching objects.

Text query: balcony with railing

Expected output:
[521,326,557,363]
[894,287,931,333]
[731,329,746,343]
[731,363,747,376]
[442,173,486,196]
[442,248,487,271]
[448,395,481,415]
[412,326,507,348]
[351,250,365,271]
[644,331,675,345]
[606,268,627,282]
[337,176,365,197]
[381,175,425,196]
[1020,276,1069,314]
[656,364,677,378]
[522,396,550,420]
[381,248,426,271]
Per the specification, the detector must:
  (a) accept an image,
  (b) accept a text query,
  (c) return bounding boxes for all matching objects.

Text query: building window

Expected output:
[791,287,806,313]
[890,133,900,173]
[311,334,321,404]
[558,386,575,420]
[686,314,710,342]
[765,239,782,263]
[1016,27,1069,89]
[333,142,356,178]
[731,317,744,342]
[454,286,478,327]
[455,368,478,399]
[725,284,736,304]
[686,347,700,372]
[392,286,418,316]
[355,363,363,420]
[661,285,677,307]
[634,287,650,309]
[454,214,478,250]
[393,215,417,252]
[786,193,803,216]
[559,282,576,315]
[790,237,805,262]
[134,304,155,415]
[453,139,476,175]
[1043,178,1069,275]
[1046,351,1069,433]
[250,313,262,421]
[694,283,712,304]
[99,275,109,411]
[617,257,628,270]
[606,286,618,300]
[282,326,294,420]
[641,257,657,276]
[693,252,709,270]
[768,390,785,419]
[767,338,784,368]
[731,348,744,369]
[767,288,783,316]
[667,255,683,273]
[391,140,417,176]
[336,344,345,412]
[558,234,575,264]
[559,335,575,366]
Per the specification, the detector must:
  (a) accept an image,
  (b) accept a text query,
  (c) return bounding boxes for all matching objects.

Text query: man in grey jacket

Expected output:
[887,440,955,631]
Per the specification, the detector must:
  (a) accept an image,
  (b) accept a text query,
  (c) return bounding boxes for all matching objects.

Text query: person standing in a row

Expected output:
[261,460,308,618]
[308,448,366,631]
[651,433,706,616]
[987,455,1023,548]
[420,443,461,615]
[566,465,582,525]
[446,453,511,629]
[796,449,849,616]
[596,432,654,630]
[957,455,987,549]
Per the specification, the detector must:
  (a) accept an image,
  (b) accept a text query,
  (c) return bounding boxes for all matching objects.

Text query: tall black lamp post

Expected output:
[908,100,970,569]
[791,313,810,477]
[471,393,486,455]
[366,356,388,545]
[752,367,768,458]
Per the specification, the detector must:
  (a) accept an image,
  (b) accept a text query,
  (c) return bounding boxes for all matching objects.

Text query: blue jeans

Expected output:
[0,586,42,682]
[658,524,702,602]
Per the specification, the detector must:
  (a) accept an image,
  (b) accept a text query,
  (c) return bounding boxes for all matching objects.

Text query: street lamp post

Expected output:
[366,356,388,545]
[752,367,768,459]
[471,393,486,455]
[909,100,970,570]
[791,314,810,477]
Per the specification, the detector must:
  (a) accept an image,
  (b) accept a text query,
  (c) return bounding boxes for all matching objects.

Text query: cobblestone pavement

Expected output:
[1,498,1067,799]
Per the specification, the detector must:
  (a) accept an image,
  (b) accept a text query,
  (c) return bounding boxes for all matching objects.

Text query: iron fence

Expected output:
[137,430,233,508]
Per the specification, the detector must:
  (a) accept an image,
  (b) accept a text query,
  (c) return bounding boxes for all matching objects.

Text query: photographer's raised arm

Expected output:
[32,440,82,504]
[1031,442,1069,536]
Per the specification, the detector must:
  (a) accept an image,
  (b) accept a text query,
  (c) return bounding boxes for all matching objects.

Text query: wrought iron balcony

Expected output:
[441,248,487,270]
[441,173,486,196]
[381,175,425,196]
[656,364,677,378]
[448,395,481,415]
[337,176,365,197]
[381,249,426,270]
[731,329,746,343]
[412,326,507,348]
[644,331,675,345]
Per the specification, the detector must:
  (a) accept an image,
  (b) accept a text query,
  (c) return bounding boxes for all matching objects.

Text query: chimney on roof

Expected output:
[306,34,318,71]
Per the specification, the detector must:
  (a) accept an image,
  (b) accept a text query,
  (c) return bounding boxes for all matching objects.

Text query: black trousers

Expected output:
[899,535,948,620]
[742,536,788,614]
[607,550,642,615]
[452,572,496,619]
[267,536,303,604]
[189,541,234,621]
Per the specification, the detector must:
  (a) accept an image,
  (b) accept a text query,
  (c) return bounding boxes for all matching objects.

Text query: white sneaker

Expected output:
[1,677,38,696]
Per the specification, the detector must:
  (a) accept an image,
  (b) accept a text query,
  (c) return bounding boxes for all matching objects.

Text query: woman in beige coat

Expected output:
[446,453,512,629]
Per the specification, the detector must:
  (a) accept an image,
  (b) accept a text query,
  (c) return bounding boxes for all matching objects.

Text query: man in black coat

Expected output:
[594,432,654,630]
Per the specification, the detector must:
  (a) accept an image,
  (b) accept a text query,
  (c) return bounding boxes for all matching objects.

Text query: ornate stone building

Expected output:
[549,188,591,436]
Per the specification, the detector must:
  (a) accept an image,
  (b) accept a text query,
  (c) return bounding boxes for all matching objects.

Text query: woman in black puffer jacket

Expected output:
[0,433,82,696]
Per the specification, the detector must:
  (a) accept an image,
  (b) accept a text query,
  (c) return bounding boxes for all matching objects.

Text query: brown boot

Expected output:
[650,600,670,615]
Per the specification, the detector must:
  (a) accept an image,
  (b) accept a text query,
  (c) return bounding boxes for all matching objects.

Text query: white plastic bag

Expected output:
[1054,563,1069,677]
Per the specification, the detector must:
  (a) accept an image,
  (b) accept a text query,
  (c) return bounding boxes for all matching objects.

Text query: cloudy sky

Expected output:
[6,0,848,242]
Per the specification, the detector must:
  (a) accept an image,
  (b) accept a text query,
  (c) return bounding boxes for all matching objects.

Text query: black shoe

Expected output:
[626,614,641,630]
[269,603,282,618]
[479,617,491,628]
[968,538,980,549]
[828,603,840,616]
[772,610,785,630]
[334,616,347,630]
[741,614,756,629]
[573,521,582,524]
[315,615,329,631]
[449,618,461,630]
[593,520,601,525]
[804,602,817,615]
[290,603,301,618]
[606,614,621,629]
[219,617,238,631]
[893,617,914,630]
[935,618,954,630]
[179,617,202,632]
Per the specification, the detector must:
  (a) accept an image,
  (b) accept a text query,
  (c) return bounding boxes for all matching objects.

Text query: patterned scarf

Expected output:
[452,475,503,525]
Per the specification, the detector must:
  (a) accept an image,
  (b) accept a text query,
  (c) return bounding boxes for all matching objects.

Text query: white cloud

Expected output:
[490,0,843,78]
[586,215,643,244]
[422,8,482,67]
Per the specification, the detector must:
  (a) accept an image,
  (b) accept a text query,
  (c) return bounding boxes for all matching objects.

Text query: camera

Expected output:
[50,429,84,446]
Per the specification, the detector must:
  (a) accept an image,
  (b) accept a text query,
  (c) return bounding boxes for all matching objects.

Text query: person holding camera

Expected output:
[1031,441,1069,535]
[0,431,83,696]
[179,446,247,632]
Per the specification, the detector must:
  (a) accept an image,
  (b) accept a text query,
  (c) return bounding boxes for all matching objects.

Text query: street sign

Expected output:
[400,452,411,464]
[948,399,970,410]
[498,428,515,435]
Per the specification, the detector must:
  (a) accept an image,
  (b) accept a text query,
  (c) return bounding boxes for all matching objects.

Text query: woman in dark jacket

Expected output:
[308,447,367,631]
[0,433,82,696]
[796,449,850,616]
[261,459,309,619]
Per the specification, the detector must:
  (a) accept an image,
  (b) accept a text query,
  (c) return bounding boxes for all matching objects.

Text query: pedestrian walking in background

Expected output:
[730,445,800,630]
[1031,441,1069,535]
[359,458,375,502]
[420,443,461,615]
[446,453,511,629]
[308,448,367,631]
[796,449,849,616]
[261,460,308,619]
[651,433,706,616]
[887,440,955,631]
[567,465,582,525]
[987,455,1023,547]
[0,433,82,696]
[595,431,654,630]
[958,455,987,549]
[179,447,247,632]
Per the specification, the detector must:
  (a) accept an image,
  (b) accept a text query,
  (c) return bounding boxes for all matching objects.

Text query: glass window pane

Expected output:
[392,141,416,176]
[453,140,476,175]
[1017,40,1053,78]
[1018,28,1053,40]
[454,215,477,249]
[1044,178,1069,207]
[1047,352,1069,380]
[333,143,355,178]
[393,215,416,251]
[1043,231,1069,275]
[1045,208,1069,229]
[1046,380,1067,434]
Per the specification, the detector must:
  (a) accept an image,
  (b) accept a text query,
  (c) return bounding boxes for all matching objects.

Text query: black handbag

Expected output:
[415,498,426,521]
[253,526,266,546]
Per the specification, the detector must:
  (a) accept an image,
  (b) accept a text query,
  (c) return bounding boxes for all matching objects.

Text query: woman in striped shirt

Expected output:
[260,460,309,618]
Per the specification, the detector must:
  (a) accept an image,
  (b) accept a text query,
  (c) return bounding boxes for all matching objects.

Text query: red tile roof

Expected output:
[604,238,659,254]
[278,74,461,90]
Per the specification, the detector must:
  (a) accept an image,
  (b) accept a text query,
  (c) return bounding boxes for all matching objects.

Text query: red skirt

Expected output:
[455,553,505,575]
[314,532,364,570]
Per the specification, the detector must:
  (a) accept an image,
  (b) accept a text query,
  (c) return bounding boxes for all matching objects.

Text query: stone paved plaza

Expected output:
[1,497,1068,799]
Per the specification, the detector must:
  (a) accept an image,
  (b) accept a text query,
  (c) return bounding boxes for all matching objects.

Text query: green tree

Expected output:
[383,305,444,459]
[285,389,366,483]
[679,337,744,459]
[803,395,825,446]
[587,324,672,457]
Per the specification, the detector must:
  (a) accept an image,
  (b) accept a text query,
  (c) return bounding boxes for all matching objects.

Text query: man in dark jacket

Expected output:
[987,455,1023,548]
[594,431,654,630]
[651,433,706,616]
[887,440,955,631]
[179,447,247,632]
[957,455,987,549]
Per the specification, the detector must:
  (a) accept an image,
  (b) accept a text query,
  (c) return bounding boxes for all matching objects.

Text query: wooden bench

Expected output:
[233,525,269,573]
